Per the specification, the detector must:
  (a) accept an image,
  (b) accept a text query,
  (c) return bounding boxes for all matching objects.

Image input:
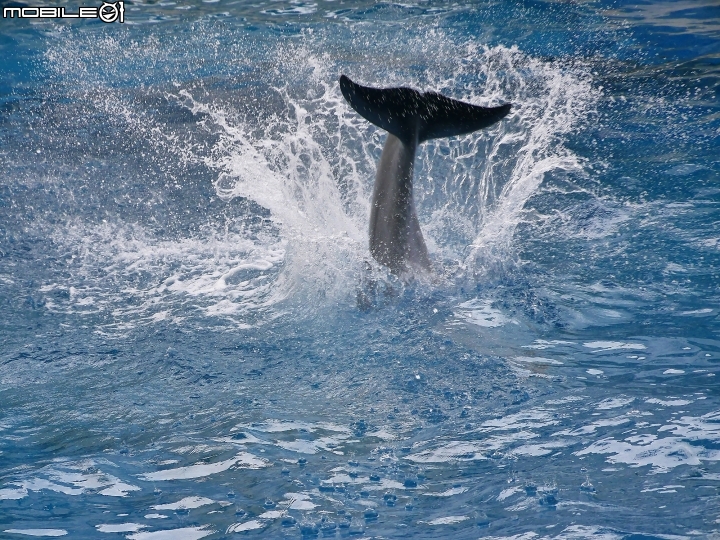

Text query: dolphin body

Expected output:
[340,75,511,275]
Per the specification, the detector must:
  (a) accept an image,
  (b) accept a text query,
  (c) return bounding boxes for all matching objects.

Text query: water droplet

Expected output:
[580,476,595,493]
[364,508,379,520]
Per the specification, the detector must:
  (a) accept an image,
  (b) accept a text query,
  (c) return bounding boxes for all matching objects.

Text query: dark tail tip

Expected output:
[339,74,513,141]
[339,74,353,100]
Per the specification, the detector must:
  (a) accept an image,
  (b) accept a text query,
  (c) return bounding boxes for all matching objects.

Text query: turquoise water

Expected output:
[1,1,719,538]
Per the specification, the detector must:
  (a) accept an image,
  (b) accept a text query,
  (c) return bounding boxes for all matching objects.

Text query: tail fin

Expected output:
[339,75,511,144]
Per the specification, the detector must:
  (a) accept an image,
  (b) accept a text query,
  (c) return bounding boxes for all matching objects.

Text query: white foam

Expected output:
[98,481,142,497]
[275,439,318,454]
[274,434,349,454]
[18,467,139,498]
[554,525,623,539]
[657,411,720,442]
[511,440,571,457]
[584,341,646,352]
[191,74,368,306]
[362,478,405,491]
[514,356,563,365]
[127,526,213,540]
[406,441,485,463]
[226,521,263,533]
[646,398,692,407]
[258,510,285,519]
[96,523,146,533]
[41,220,286,329]
[680,308,713,315]
[663,369,685,375]
[424,516,469,525]
[455,299,515,328]
[4,531,67,537]
[19,478,83,496]
[140,452,266,481]
[575,436,717,471]
[151,496,214,510]
[463,46,598,260]
[40,32,601,325]
[326,473,363,484]
[479,408,558,431]
[0,487,28,500]
[625,434,656,445]
[261,4,317,15]
[554,415,631,437]
[498,486,523,501]
[423,486,468,497]
[366,429,397,441]
[523,340,574,350]
[241,420,349,434]
[407,428,541,463]
[279,492,317,510]
[544,396,586,405]
[475,533,537,540]
[641,485,685,493]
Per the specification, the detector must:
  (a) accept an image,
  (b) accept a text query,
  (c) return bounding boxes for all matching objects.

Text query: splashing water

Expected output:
[40,25,598,326]
[2,3,718,538]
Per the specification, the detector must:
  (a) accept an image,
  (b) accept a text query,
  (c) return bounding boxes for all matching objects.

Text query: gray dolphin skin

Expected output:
[340,75,511,275]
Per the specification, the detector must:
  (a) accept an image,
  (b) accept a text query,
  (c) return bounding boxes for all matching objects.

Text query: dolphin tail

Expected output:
[339,74,511,143]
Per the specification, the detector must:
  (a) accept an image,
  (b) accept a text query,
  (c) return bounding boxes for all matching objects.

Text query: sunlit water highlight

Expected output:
[1,1,719,539]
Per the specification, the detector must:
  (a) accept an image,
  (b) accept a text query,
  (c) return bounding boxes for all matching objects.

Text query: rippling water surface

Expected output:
[1,1,719,538]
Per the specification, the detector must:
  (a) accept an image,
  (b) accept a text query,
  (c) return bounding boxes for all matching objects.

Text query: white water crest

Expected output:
[41,25,598,324]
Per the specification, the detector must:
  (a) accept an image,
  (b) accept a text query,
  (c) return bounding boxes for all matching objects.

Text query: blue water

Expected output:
[1,1,719,538]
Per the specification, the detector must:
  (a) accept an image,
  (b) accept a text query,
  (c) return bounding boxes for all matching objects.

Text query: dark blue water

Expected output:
[1,1,719,538]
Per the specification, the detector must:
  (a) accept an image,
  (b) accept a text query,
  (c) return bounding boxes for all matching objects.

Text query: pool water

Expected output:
[1,1,719,538]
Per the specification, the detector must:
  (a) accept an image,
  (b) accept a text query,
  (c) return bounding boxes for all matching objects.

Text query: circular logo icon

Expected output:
[99,2,119,23]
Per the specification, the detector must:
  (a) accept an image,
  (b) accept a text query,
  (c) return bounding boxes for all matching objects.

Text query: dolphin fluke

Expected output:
[340,75,511,275]
[339,74,511,144]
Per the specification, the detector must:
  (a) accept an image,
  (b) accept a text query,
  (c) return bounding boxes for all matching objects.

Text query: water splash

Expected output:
[39,23,598,325]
